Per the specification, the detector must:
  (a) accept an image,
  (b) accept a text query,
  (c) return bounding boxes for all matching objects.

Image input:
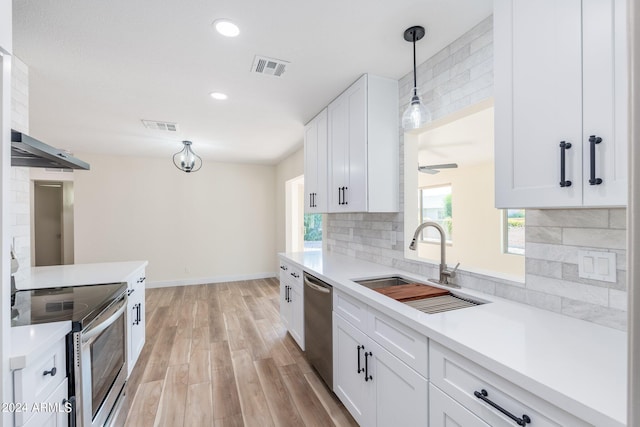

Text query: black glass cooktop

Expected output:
[11,282,127,331]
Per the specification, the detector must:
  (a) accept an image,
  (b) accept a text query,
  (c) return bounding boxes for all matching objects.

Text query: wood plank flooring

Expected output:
[117,278,358,427]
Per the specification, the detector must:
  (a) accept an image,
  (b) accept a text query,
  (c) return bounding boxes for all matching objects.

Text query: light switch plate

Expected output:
[578,250,616,283]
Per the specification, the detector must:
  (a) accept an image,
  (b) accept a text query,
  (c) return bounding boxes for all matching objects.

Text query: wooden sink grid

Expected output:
[373,283,450,302]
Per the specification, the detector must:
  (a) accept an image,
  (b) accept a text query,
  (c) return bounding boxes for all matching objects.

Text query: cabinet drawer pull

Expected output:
[559,141,572,188]
[588,135,603,185]
[357,345,364,374]
[364,351,372,381]
[343,187,348,205]
[474,389,531,426]
[43,367,57,377]
[338,187,343,205]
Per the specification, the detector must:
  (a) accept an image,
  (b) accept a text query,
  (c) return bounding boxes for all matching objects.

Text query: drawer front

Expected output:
[14,337,66,426]
[430,342,588,427]
[333,290,367,331]
[19,377,69,427]
[367,308,428,378]
[429,383,489,427]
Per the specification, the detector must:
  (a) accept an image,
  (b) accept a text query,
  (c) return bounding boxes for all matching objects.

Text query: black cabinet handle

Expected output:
[290,272,299,279]
[343,187,348,205]
[43,367,57,377]
[280,265,288,271]
[474,389,531,426]
[364,351,372,381]
[588,135,603,185]
[128,288,135,296]
[137,303,141,324]
[338,187,342,205]
[284,285,288,302]
[559,141,572,188]
[357,345,364,374]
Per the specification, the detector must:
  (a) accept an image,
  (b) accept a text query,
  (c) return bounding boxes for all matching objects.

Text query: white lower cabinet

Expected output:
[13,334,69,427]
[279,260,304,350]
[333,311,428,427]
[127,267,146,376]
[429,383,489,427]
[429,341,588,427]
[23,378,69,427]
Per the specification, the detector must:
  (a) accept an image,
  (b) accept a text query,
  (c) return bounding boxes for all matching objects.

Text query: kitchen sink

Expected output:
[354,276,413,289]
[353,275,486,314]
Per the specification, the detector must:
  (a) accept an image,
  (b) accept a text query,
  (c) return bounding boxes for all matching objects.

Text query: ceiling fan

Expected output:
[418,163,458,174]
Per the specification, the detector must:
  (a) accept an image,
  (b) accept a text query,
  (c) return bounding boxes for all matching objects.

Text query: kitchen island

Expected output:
[280,251,626,427]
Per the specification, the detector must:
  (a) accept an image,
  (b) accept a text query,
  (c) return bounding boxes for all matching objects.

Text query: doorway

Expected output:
[33,180,74,266]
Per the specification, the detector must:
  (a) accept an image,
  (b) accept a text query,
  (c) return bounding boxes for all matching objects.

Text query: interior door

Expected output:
[34,181,63,266]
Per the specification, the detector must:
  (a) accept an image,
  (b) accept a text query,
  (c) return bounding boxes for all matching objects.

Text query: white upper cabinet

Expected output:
[494,0,627,208]
[327,74,399,213]
[304,108,328,213]
[0,0,11,53]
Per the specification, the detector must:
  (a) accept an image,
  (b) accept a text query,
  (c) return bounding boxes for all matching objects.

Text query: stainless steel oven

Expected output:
[73,291,128,427]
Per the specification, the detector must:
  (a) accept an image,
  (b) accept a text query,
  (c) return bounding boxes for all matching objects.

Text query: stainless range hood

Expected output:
[11,130,90,170]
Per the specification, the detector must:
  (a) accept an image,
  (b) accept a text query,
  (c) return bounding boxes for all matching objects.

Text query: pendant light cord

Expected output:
[413,31,417,97]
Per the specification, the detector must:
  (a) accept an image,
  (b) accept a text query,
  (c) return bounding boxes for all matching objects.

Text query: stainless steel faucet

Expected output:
[409,221,460,287]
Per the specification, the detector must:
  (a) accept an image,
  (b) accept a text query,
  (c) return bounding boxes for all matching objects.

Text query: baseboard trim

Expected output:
[146,272,277,288]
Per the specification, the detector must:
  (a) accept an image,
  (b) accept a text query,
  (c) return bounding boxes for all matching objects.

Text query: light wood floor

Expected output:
[117,278,358,427]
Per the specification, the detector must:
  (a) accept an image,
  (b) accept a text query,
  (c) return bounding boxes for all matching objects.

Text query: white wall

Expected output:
[275,147,304,256]
[73,153,277,286]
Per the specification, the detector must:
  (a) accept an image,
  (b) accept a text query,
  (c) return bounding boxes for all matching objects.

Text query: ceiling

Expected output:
[13,0,493,165]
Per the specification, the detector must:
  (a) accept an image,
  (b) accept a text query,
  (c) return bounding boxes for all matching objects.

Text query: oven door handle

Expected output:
[82,297,127,344]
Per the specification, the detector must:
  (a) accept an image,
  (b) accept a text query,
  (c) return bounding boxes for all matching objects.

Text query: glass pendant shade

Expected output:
[173,140,202,173]
[402,90,430,130]
[402,25,430,131]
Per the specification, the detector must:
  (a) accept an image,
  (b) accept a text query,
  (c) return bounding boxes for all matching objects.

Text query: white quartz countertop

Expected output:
[280,251,627,427]
[15,261,148,290]
[10,321,71,370]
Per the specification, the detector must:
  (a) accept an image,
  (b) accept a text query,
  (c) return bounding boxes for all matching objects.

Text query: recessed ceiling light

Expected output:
[210,92,228,100]
[213,19,240,37]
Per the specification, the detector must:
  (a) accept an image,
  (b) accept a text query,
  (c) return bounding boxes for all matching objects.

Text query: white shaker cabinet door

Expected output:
[494,0,583,208]
[304,108,328,213]
[582,0,627,206]
[333,312,370,425]
[0,0,11,53]
[368,339,428,427]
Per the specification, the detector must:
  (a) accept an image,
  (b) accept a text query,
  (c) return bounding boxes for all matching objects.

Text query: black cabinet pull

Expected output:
[43,367,57,377]
[137,303,141,324]
[338,187,343,205]
[290,272,299,279]
[474,389,531,426]
[357,345,364,374]
[343,187,348,205]
[364,351,372,381]
[284,285,289,302]
[559,141,572,188]
[588,135,603,185]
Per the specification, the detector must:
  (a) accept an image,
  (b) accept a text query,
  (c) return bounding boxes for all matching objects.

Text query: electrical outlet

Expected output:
[578,250,616,283]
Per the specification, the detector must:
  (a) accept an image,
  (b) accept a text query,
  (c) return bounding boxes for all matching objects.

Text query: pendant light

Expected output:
[402,25,431,130]
[173,140,202,173]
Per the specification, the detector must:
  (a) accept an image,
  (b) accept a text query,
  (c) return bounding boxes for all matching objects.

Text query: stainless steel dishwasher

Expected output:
[303,272,333,390]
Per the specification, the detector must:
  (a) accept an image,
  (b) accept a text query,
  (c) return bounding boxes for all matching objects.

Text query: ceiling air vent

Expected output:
[251,55,289,77]
[141,120,179,132]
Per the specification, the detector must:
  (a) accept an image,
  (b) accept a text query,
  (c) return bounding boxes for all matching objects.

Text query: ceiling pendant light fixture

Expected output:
[173,140,202,173]
[402,25,431,130]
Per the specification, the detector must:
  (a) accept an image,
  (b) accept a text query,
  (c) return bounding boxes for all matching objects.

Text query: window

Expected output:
[419,185,452,243]
[504,209,525,255]
[304,214,322,250]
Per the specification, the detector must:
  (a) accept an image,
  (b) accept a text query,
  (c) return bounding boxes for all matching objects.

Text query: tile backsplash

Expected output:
[325,16,628,331]
[11,56,31,278]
